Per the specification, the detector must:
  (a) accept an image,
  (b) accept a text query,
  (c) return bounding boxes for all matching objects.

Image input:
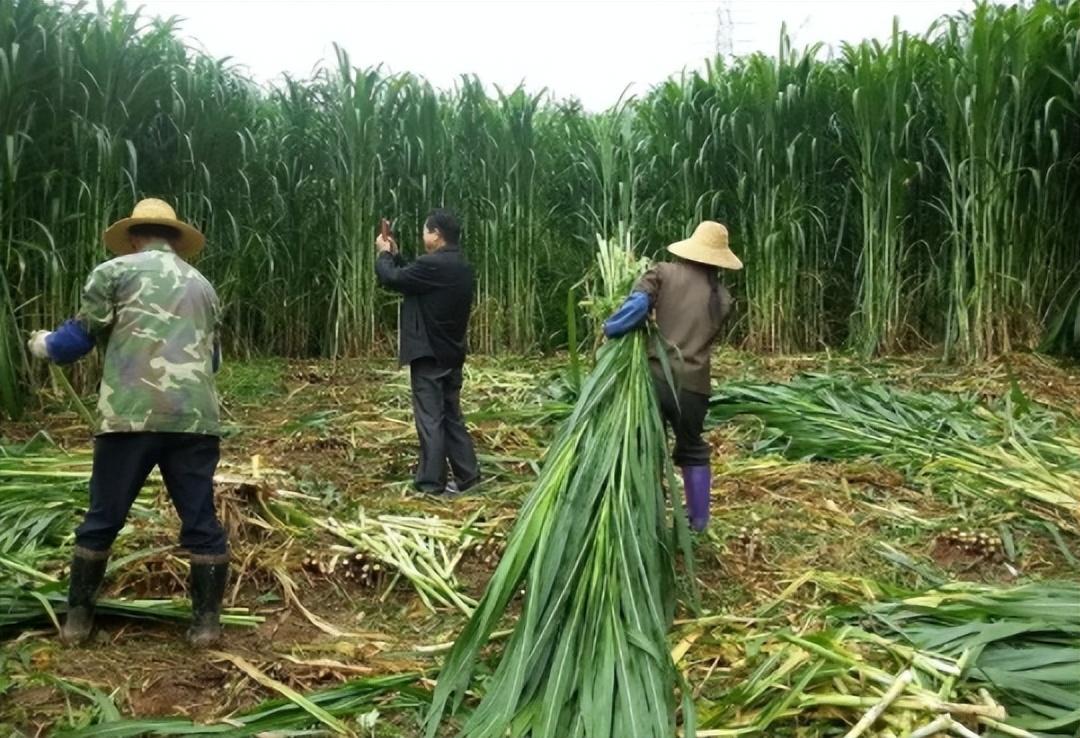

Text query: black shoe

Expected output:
[411,483,447,497]
[187,556,229,648]
[446,476,481,496]
[61,547,109,645]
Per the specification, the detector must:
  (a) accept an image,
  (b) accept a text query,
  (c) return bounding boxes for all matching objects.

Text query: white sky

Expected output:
[133,0,973,110]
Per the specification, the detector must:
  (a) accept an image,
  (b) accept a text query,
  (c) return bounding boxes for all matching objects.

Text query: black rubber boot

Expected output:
[187,555,229,648]
[60,547,109,645]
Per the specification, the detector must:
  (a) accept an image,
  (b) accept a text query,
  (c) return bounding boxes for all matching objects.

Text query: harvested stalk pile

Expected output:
[424,236,696,738]
[864,581,1080,736]
[695,581,1080,737]
[0,445,265,633]
[0,444,91,557]
[710,374,1080,532]
[315,512,504,614]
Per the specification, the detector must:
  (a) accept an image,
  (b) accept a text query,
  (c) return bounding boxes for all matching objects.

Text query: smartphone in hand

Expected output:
[379,218,397,253]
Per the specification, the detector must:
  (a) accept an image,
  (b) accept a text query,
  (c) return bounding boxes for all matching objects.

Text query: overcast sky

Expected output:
[133,0,973,110]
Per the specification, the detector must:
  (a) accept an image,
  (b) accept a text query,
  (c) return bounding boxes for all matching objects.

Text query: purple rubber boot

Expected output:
[681,466,711,532]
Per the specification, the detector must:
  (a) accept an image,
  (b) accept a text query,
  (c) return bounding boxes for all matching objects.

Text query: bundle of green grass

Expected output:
[424,236,696,738]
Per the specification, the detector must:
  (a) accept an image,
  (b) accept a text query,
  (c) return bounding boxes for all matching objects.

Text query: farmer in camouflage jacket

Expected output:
[26,198,229,648]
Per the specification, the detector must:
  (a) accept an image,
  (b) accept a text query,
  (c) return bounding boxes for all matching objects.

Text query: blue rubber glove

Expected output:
[45,319,95,364]
[602,291,650,338]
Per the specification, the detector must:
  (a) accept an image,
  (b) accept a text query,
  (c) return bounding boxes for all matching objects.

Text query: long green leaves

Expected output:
[0,444,263,631]
[424,240,693,737]
[865,581,1080,735]
[426,333,689,738]
[0,578,263,631]
[710,374,1080,531]
[54,672,428,737]
[698,580,1080,737]
[0,444,91,557]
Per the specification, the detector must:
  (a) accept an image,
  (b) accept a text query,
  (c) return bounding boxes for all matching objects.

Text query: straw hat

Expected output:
[667,221,742,270]
[103,199,206,258]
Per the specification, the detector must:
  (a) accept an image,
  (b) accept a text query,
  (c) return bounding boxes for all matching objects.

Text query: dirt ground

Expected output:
[2,350,1078,736]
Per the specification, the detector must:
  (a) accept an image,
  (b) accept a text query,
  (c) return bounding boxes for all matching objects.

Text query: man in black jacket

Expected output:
[375,208,480,495]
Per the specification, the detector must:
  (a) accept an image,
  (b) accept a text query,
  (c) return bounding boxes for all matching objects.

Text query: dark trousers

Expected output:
[654,377,711,467]
[75,432,228,556]
[410,358,480,492]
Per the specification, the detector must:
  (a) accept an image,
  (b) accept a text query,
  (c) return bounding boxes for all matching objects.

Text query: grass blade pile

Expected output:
[424,236,694,738]
[696,580,1079,737]
[865,581,1080,736]
[0,445,91,558]
[710,374,1080,532]
[54,673,429,738]
[0,442,262,633]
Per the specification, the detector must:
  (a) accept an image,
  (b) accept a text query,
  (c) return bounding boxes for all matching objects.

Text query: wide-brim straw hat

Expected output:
[103,198,206,258]
[667,221,742,270]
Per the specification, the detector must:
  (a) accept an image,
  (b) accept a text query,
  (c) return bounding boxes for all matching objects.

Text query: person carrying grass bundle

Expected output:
[603,221,742,531]
[374,208,481,497]
[26,198,229,648]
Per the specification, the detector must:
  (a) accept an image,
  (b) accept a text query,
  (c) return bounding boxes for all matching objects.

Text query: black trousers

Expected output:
[653,377,711,467]
[75,432,228,556]
[410,358,480,492]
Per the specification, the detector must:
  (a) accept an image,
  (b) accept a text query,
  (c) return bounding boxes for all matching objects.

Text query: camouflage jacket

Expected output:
[77,242,221,435]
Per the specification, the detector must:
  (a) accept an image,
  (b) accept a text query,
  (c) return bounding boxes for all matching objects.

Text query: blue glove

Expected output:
[602,292,650,338]
[45,319,95,364]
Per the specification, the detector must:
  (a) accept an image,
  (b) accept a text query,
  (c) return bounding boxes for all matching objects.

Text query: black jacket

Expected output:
[375,244,474,368]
